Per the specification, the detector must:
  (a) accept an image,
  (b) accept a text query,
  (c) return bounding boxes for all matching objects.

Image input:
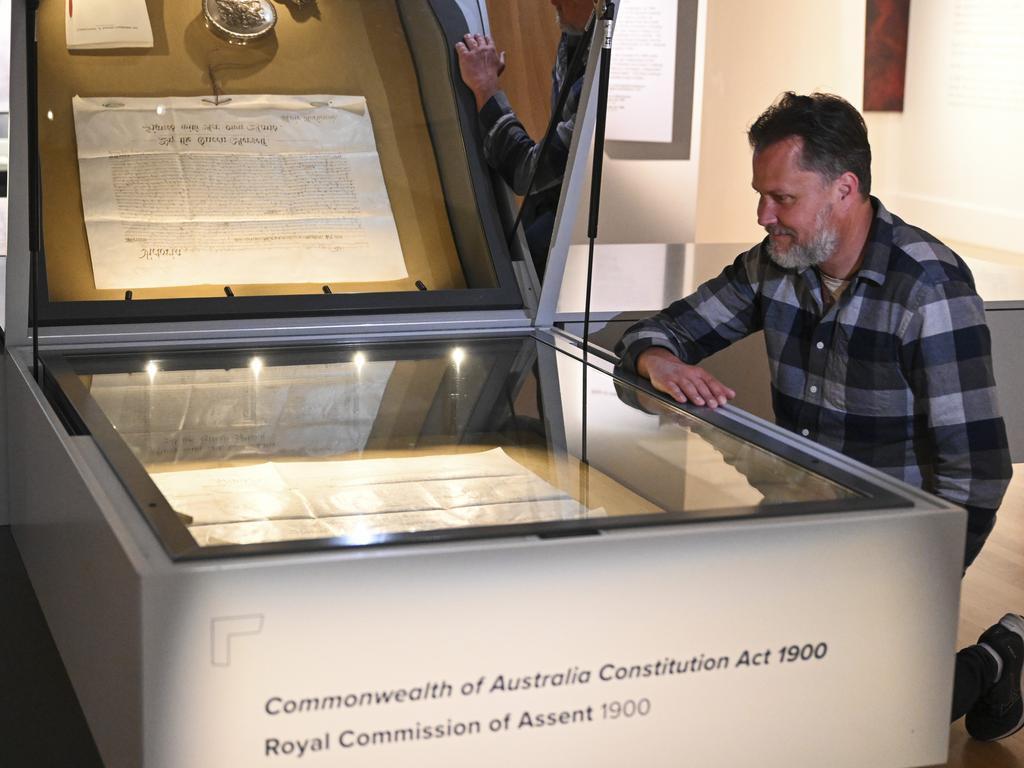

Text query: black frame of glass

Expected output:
[41,333,914,562]
[28,0,525,327]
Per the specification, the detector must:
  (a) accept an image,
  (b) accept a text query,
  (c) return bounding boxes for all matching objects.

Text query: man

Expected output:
[455,0,594,275]
[616,92,1021,741]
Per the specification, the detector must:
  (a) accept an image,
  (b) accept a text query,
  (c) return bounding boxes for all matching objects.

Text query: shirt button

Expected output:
[816,341,824,350]
[801,429,810,437]
[809,385,818,394]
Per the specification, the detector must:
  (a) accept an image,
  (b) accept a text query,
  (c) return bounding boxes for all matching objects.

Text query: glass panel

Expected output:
[69,337,861,551]
[563,357,858,514]
[35,0,507,304]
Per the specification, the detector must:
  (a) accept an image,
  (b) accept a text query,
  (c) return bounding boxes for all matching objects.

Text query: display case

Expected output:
[45,332,903,561]
[29,0,526,325]
[4,2,967,767]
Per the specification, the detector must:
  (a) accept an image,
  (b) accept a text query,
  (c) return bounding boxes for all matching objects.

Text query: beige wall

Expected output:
[574,0,707,246]
[694,0,866,244]
[489,0,1024,267]
[869,0,1024,258]
[693,0,1024,266]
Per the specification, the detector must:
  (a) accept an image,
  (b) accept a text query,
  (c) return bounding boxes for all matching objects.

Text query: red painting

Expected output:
[864,0,911,111]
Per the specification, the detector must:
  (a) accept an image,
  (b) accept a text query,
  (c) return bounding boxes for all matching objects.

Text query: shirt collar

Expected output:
[854,196,892,287]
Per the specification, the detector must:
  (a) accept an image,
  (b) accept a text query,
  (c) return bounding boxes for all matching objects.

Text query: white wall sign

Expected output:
[606,0,678,143]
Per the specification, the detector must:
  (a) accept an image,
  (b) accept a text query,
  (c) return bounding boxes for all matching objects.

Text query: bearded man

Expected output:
[455,0,595,274]
[616,91,1022,742]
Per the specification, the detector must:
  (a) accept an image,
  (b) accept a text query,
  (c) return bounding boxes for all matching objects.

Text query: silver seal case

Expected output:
[203,0,278,44]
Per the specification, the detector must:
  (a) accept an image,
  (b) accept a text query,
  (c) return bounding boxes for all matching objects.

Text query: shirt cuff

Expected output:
[478,91,512,130]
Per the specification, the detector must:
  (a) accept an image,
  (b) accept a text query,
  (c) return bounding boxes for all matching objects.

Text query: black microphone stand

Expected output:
[580,0,615,466]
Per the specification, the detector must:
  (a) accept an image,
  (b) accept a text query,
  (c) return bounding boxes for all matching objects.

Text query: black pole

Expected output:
[580,1,615,467]
[27,1,42,382]
[586,2,615,242]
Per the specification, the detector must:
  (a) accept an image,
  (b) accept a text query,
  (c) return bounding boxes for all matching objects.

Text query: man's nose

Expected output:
[757,196,776,228]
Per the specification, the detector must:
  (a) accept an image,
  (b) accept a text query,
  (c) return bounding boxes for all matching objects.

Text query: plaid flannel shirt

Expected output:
[478,31,585,197]
[616,198,1012,531]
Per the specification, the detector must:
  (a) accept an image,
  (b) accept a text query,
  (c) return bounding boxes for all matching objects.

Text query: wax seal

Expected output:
[203,0,277,44]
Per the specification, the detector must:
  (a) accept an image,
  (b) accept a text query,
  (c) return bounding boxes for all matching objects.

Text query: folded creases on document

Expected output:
[152,448,599,545]
[72,95,408,288]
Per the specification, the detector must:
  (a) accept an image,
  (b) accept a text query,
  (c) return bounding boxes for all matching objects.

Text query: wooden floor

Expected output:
[940,464,1024,766]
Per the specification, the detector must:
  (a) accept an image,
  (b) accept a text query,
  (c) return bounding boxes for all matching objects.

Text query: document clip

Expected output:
[224,286,235,297]
[124,290,133,301]
[322,285,332,294]
[415,280,428,291]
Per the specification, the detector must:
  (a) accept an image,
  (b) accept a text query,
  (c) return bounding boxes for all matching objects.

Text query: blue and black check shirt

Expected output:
[617,198,1012,529]
[478,31,585,197]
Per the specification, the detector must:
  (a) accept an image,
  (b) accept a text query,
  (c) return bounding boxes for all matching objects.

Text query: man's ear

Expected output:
[835,171,859,203]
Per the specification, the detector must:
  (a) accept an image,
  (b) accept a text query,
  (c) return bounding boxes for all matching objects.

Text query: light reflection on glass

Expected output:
[451,347,465,373]
[145,361,158,383]
[353,352,366,372]
[344,524,378,546]
[250,357,264,379]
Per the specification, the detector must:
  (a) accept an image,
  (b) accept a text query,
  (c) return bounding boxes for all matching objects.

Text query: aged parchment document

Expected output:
[148,449,596,547]
[73,95,407,288]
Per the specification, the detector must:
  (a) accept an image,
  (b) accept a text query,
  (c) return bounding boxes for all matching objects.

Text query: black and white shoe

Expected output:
[966,613,1024,742]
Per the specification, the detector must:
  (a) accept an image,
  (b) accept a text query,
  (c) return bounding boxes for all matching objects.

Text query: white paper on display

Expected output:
[150,448,600,545]
[606,0,678,143]
[72,95,408,289]
[65,0,154,50]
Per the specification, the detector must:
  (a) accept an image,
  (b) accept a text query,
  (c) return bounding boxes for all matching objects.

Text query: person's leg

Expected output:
[958,614,1024,742]
[951,645,998,721]
[963,514,997,571]
[950,514,1000,721]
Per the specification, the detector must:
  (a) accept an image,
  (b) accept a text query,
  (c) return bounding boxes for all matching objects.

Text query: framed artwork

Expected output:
[864,0,911,111]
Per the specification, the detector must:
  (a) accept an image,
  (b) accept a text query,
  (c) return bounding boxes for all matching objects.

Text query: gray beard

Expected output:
[766,212,839,270]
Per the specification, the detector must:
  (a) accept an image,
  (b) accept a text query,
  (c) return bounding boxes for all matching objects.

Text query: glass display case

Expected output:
[45,332,903,560]
[30,0,523,324]
[4,2,967,766]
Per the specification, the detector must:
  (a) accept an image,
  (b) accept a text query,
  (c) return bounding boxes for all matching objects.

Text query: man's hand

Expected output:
[455,33,507,111]
[636,348,736,408]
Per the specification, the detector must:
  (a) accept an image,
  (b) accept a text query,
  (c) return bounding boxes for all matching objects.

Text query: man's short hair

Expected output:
[748,92,872,196]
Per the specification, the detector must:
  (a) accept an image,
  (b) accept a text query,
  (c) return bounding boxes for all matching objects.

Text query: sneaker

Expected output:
[965,613,1024,741]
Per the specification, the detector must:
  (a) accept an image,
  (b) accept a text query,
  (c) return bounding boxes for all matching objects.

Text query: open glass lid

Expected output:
[43,335,909,560]
[31,0,525,324]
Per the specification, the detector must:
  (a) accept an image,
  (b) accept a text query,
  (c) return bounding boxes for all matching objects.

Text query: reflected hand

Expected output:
[636,348,736,409]
[455,33,507,110]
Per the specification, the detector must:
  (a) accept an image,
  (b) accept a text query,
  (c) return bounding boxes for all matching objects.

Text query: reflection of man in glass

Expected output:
[617,92,1022,743]
[455,0,594,276]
